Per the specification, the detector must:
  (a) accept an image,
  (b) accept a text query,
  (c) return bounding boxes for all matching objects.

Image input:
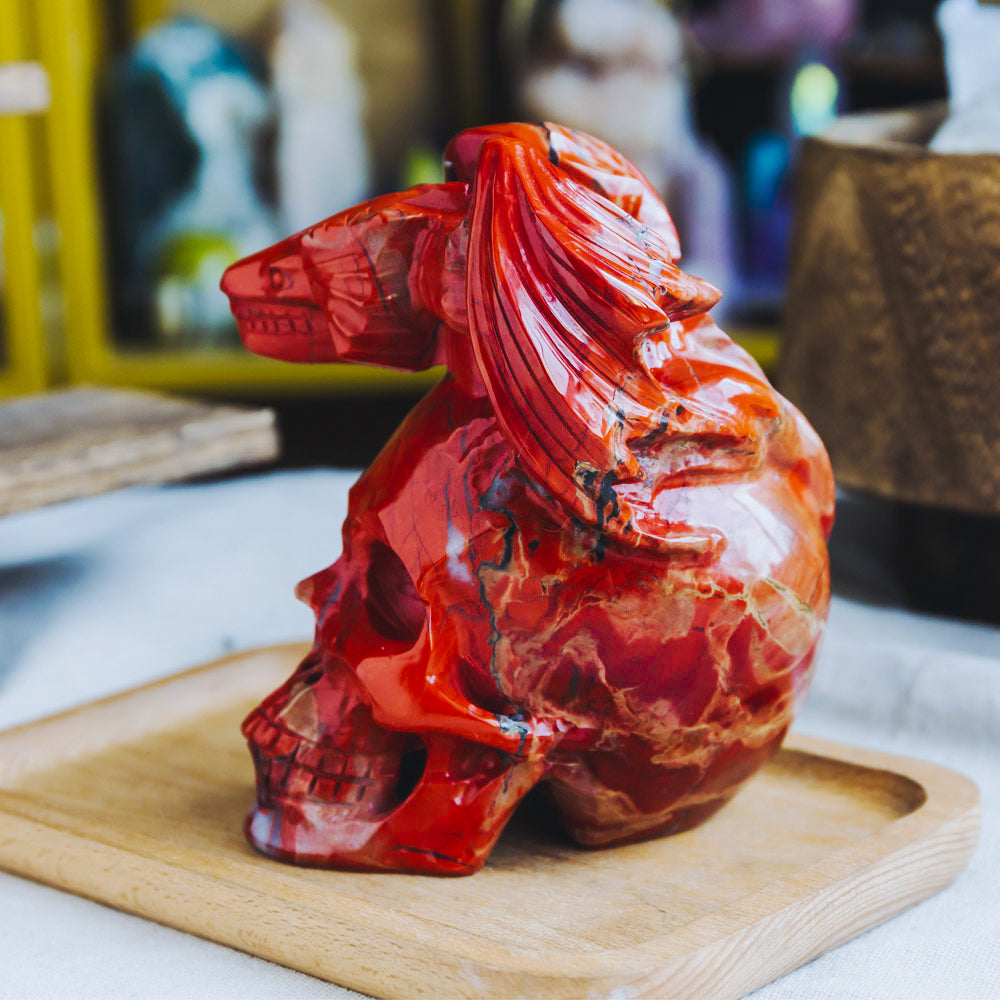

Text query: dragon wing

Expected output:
[466,135,783,551]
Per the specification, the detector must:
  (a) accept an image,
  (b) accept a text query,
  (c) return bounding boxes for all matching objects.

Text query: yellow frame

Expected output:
[32,0,438,396]
[0,0,47,397]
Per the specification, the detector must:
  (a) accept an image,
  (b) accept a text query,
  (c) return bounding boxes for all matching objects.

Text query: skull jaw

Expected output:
[244,732,548,876]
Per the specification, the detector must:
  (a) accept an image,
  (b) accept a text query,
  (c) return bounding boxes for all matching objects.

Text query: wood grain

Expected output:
[0,387,279,514]
[0,645,981,999]
[781,103,1000,515]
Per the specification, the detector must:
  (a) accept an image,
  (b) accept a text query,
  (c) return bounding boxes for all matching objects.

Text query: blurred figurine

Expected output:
[937,0,1000,110]
[933,0,1000,153]
[931,87,1000,153]
[270,0,371,233]
[519,0,736,302]
[105,17,278,345]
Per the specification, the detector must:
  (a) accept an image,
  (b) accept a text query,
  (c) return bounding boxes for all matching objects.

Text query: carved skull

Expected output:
[223,123,834,874]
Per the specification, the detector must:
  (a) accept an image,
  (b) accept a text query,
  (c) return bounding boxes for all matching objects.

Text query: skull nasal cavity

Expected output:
[364,540,426,643]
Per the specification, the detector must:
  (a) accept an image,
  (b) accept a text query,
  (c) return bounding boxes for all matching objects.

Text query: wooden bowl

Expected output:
[780,104,1000,516]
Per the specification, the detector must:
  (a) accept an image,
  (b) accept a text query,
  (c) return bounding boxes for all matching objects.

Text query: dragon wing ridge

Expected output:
[466,135,788,553]
[445,122,681,261]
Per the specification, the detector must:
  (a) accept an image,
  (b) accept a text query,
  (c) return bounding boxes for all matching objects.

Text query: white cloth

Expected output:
[1,471,997,999]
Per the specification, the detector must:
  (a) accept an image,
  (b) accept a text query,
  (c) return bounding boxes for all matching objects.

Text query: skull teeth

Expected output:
[255,750,375,805]
[244,711,301,757]
[246,711,380,777]
[247,711,386,807]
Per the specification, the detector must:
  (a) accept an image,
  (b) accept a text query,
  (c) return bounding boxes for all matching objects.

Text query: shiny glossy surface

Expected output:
[221,122,834,875]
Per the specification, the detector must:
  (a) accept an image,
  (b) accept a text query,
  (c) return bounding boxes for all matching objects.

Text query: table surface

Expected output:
[1,470,997,1000]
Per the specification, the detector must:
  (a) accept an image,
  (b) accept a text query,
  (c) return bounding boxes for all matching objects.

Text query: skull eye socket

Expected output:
[364,540,426,644]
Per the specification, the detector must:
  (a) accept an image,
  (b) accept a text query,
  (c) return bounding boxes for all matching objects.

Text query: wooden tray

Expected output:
[0,645,980,999]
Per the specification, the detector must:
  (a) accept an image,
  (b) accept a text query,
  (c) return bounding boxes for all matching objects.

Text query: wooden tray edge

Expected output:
[0,785,979,999]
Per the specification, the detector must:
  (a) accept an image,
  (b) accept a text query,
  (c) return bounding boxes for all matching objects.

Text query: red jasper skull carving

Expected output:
[222,123,834,875]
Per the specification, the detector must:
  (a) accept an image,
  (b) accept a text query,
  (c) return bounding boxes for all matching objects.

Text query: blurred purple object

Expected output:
[692,0,857,59]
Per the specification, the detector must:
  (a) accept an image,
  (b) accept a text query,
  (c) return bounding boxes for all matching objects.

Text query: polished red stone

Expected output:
[221,122,834,875]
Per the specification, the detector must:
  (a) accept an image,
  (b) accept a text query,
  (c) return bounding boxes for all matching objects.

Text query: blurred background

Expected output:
[0,0,949,412]
[2,0,997,620]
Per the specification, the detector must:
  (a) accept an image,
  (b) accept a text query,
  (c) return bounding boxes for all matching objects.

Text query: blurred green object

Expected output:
[159,230,239,279]
[155,230,240,345]
[402,144,444,188]
[790,61,839,137]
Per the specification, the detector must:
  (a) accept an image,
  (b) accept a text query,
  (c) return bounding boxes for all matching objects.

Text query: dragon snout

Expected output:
[219,253,260,302]
[220,233,308,302]
[221,240,337,362]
